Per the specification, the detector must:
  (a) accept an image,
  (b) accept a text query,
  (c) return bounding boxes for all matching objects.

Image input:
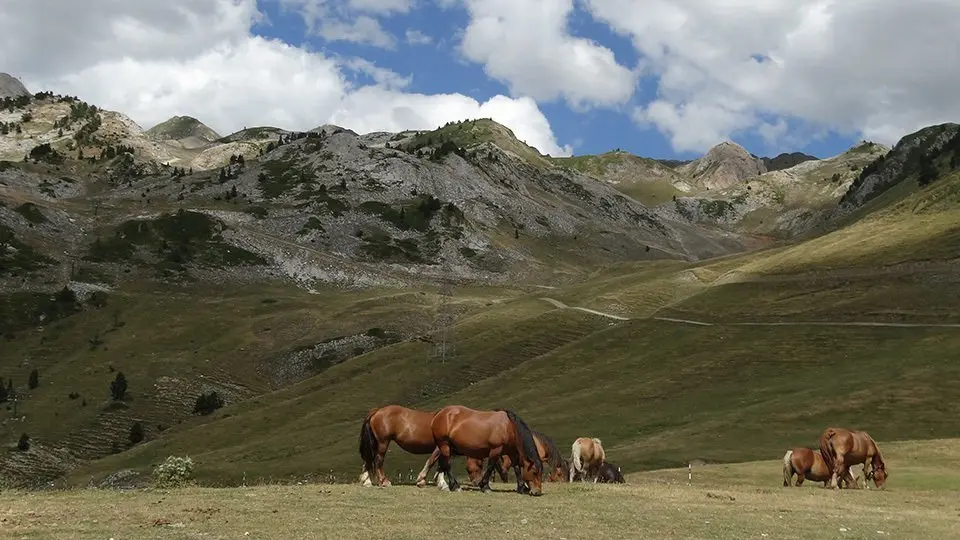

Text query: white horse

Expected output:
[569,437,606,482]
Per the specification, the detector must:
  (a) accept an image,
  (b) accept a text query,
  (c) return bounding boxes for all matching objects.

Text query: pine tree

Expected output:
[28,369,38,390]
[129,422,144,445]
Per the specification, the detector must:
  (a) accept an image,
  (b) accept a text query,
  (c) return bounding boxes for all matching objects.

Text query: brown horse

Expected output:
[499,429,569,484]
[430,405,544,496]
[818,427,889,490]
[417,447,509,487]
[569,437,606,482]
[782,447,861,488]
[358,404,486,487]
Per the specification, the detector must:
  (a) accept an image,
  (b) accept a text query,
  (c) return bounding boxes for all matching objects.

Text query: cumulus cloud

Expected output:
[583,0,960,151]
[0,0,568,155]
[457,0,637,109]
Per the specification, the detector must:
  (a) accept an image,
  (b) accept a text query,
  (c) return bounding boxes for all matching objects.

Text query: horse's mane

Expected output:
[495,409,543,475]
[866,432,886,470]
[533,429,566,472]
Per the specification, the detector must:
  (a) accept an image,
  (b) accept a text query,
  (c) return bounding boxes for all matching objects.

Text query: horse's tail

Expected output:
[818,428,838,474]
[501,409,542,475]
[592,438,606,463]
[782,450,794,487]
[358,408,379,475]
[571,438,584,475]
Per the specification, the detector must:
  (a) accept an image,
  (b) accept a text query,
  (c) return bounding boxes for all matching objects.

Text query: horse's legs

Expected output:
[415,448,441,487]
[830,454,847,490]
[375,440,391,487]
[436,441,461,492]
[795,473,804,487]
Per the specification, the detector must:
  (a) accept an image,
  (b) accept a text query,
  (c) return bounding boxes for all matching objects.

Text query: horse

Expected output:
[430,405,544,496]
[818,427,889,489]
[569,437,606,482]
[498,429,569,484]
[782,447,861,488]
[595,462,625,483]
[357,404,487,487]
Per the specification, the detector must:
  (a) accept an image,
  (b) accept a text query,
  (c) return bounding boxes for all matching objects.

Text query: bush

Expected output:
[152,455,194,488]
[129,422,145,445]
[193,391,224,416]
[17,433,30,451]
[28,369,38,389]
[110,372,127,400]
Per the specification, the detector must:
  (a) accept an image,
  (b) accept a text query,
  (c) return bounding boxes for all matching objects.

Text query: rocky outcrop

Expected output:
[679,141,767,190]
[0,73,29,99]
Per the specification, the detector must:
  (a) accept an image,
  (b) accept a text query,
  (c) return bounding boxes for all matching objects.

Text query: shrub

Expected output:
[17,433,30,451]
[110,372,127,400]
[129,422,145,445]
[152,455,194,488]
[88,291,108,308]
[193,391,224,416]
[28,369,38,389]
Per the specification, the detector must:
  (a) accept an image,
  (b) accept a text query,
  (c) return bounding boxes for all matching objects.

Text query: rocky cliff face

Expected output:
[0,73,29,99]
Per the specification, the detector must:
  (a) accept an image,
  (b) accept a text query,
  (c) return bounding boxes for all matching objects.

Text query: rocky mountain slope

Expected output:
[0,73,29,99]
[678,141,768,190]
[145,115,222,149]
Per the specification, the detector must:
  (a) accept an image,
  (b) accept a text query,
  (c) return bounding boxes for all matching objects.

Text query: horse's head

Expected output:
[521,458,543,495]
[870,460,888,489]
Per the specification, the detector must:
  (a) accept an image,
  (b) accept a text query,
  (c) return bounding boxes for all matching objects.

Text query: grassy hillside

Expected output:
[47,162,960,488]
[4,439,959,539]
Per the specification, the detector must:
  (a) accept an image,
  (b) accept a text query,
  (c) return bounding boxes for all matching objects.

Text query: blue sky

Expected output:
[8,0,949,162]
[250,1,859,160]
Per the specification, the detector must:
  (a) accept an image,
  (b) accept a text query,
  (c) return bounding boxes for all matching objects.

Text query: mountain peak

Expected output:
[146,115,221,146]
[680,140,766,189]
[0,73,30,99]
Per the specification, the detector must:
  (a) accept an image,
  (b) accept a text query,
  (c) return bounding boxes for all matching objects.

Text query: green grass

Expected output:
[405,119,549,165]
[3,439,959,539]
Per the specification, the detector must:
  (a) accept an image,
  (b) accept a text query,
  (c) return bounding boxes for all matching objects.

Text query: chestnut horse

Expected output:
[358,404,485,487]
[430,405,543,496]
[498,429,569,484]
[782,447,860,488]
[818,427,889,490]
[569,437,606,482]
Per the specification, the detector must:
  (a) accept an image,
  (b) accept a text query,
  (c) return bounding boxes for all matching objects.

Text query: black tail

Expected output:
[359,411,378,473]
[498,409,542,476]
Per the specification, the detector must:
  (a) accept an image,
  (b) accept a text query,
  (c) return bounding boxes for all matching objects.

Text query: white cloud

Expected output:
[584,0,960,151]
[276,0,408,48]
[457,0,637,109]
[405,29,433,46]
[0,0,568,156]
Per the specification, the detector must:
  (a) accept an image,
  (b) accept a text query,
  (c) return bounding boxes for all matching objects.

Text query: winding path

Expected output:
[538,297,960,329]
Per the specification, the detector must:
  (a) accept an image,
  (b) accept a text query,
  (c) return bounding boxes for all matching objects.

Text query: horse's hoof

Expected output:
[381,480,392,487]
[415,480,427,488]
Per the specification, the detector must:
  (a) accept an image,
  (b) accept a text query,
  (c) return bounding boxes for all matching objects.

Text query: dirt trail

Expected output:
[538,298,960,329]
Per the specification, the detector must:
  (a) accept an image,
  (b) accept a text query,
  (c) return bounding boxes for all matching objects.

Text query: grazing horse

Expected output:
[569,437,606,482]
[358,404,486,487]
[595,462,625,483]
[818,427,889,490]
[782,447,861,488]
[499,430,569,484]
[430,405,544,496]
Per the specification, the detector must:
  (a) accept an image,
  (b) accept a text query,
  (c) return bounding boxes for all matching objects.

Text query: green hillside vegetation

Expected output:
[551,151,686,206]
[401,119,549,165]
